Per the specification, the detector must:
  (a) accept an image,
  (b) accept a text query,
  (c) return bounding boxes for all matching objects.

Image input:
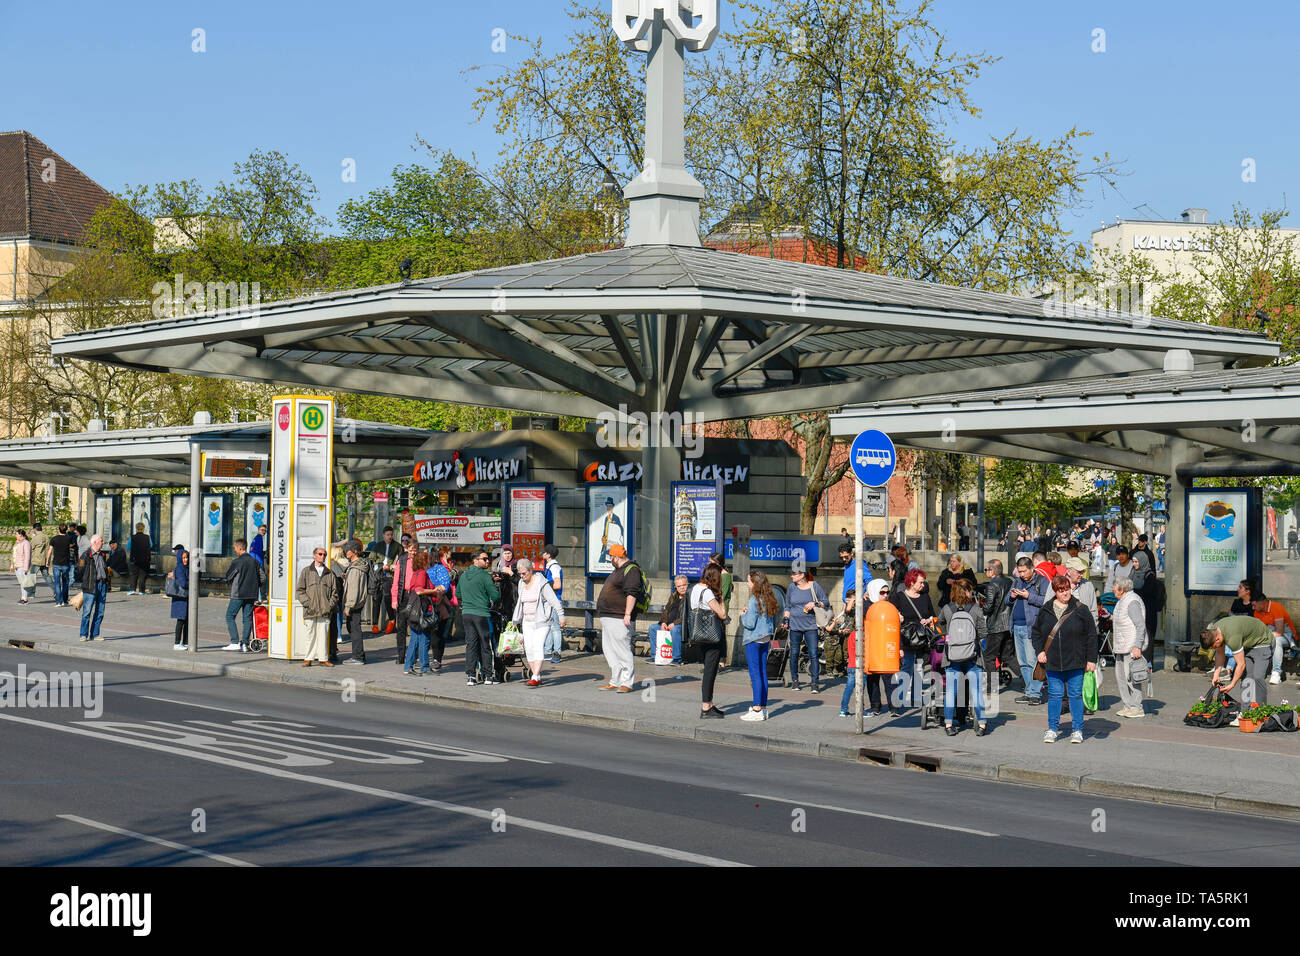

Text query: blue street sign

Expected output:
[849,429,896,487]
[725,539,820,565]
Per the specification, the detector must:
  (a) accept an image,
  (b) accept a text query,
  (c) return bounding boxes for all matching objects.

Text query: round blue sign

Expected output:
[849,429,896,487]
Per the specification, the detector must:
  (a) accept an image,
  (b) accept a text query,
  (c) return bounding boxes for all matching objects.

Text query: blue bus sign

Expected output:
[849,429,896,487]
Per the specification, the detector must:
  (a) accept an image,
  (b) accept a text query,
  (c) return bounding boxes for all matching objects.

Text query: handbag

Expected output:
[1031,607,1076,682]
[416,595,440,632]
[900,593,940,652]
[687,587,723,646]
[17,570,36,589]
[164,576,187,598]
[1128,653,1150,684]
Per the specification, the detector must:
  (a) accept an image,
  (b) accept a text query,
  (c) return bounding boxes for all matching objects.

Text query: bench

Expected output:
[561,599,669,655]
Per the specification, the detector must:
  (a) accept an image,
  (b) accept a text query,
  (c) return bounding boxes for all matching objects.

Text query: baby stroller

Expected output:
[488,606,529,683]
[1097,592,1117,668]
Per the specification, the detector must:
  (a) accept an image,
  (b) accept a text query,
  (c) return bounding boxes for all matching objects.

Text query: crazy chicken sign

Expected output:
[412,448,526,490]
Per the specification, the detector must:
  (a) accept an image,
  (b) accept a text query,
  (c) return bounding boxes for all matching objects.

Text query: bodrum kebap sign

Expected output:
[849,429,896,487]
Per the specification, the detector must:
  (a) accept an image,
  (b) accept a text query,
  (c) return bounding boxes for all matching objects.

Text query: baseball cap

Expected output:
[1064,556,1088,573]
[608,544,627,558]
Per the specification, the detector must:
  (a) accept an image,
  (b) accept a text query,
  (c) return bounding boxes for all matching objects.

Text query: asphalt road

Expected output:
[3,647,1299,867]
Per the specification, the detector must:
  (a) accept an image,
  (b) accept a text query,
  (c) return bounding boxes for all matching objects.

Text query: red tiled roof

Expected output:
[0,131,115,244]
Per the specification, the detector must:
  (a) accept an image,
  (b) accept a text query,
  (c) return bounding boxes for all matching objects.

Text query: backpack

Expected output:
[626,562,652,614]
[944,607,980,664]
[366,559,385,595]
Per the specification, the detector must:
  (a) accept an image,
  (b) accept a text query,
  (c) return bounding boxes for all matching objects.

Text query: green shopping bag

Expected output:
[1082,669,1099,711]
[496,623,525,656]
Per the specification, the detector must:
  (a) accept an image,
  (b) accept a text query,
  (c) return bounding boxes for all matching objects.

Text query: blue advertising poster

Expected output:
[671,481,723,579]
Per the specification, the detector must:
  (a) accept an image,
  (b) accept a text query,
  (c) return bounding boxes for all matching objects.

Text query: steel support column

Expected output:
[188,442,201,655]
[1164,439,1203,652]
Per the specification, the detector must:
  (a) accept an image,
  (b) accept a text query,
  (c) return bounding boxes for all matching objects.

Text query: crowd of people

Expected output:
[14,514,1300,742]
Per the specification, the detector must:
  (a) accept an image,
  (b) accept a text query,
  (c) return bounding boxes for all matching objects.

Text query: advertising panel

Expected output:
[586,482,634,577]
[671,481,723,580]
[408,513,502,548]
[1186,488,1261,594]
[170,494,190,552]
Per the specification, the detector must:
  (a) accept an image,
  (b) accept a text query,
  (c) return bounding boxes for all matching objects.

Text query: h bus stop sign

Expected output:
[850,429,896,487]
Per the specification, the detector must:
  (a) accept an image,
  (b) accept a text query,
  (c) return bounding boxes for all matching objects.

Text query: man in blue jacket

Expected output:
[1006,555,1049,704]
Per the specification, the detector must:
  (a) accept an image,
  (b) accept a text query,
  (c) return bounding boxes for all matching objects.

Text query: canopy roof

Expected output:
[51,245,1279,424]
[0,418,435,490]
[829,364,1300,476]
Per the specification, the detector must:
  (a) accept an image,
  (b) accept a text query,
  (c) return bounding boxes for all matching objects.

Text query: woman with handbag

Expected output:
[402,550,439,676]
[783,564,829,692]
[428,546,455,670]
[167,550,190,649]
[739,570,781,721]
[891,568,936,710]
[512,558,565,686]
[12,530,31,605]
[1032,574,1099,743]
[689,564,729,719]
[1110,576,1148,718]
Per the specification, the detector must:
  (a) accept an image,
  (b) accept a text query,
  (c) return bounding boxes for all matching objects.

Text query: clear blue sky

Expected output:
[3,0,1295,241]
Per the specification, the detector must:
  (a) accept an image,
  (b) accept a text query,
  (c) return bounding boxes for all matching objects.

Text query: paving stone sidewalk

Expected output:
[7,582,1300,821]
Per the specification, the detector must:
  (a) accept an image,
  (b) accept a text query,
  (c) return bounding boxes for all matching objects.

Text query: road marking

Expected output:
[4,713,746,867]
[743,793,999,837]
[138,696,262,717]
[57,814,258,867]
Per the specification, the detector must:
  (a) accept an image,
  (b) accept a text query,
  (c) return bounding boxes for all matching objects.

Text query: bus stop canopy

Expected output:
[829,360,1300,646]
[0,418,434,491]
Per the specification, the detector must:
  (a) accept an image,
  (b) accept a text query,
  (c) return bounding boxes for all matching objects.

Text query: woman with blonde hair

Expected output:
[739,569,780,721]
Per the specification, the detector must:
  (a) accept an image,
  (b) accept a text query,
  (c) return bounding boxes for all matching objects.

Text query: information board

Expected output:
[504,483,554,564]
[671,481,723,579]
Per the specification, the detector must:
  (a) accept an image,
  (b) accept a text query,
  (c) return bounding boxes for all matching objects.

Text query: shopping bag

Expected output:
[1082,670,1099,711]
[496,624,525,656]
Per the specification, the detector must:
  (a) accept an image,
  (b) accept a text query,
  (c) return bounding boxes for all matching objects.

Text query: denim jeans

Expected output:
[226,598,255,646]
[744,640,770,708]
[543,619,563,657]
[404,626,430,671]
[841,668,857,713]
[35,565,53,594]
[52,565,70,605]
[943,660,985,724]
[788,627,819,684]
[648,623,682,662]
[1046,668,1085,733]
[1272,632,1297,673]
[1013,624,1043,698]
[891,651,922,708]
[79,583,107,639]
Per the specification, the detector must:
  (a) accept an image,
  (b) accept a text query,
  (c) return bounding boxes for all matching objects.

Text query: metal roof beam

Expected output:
[686,349,1163,422]
[706,323,817,389]
[798,338,1061,369]
[1159,427,1300,468]
[990,434,1163,475]
[105,344,608,420]
[601,314,646,384]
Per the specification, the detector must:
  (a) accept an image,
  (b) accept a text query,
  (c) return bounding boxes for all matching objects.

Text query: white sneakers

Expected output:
[1117,707,1145,718]
[1042,730,1059,743]
[740,708,768,721]
[221,643,241,651]
[1070,730,1084,744]
[1269,673,1282,685]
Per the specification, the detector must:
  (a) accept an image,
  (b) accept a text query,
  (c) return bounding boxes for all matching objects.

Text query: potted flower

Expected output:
[1238,702,1272,732]
[1187,698,1223,718]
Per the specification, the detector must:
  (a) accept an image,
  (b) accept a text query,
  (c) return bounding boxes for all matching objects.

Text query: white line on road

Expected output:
[4,713,746,867]
[744,793,999,837]
[56,814,258,867]
[137,696,262,717]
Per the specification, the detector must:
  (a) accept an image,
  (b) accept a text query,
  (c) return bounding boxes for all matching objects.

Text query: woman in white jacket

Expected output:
[513,558,565,687]
[1110,576,1148,718]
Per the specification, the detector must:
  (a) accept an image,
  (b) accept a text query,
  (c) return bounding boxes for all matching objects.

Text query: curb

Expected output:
[20,638,1300,823]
